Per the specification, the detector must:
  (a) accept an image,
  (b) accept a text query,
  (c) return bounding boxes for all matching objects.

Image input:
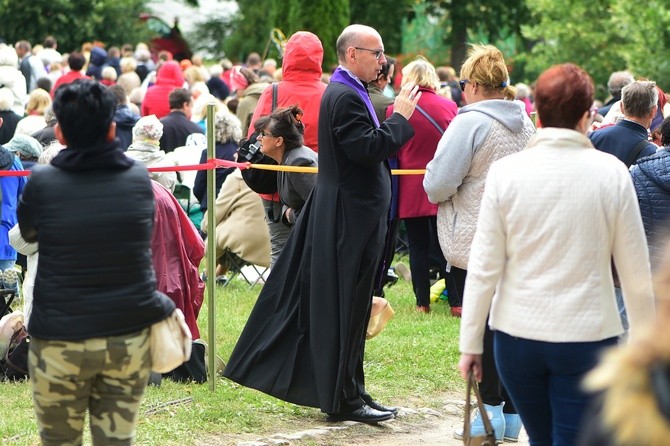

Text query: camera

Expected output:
[238,133,264,164]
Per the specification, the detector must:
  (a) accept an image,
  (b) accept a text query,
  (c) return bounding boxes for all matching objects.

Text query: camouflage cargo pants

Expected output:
[29,328,151,446]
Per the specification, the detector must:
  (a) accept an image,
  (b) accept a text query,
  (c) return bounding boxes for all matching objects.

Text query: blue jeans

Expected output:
[494,331,617,446]
[614,287,629,335]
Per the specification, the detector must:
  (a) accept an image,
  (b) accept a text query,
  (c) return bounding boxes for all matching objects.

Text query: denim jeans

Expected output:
[494,331,617,446]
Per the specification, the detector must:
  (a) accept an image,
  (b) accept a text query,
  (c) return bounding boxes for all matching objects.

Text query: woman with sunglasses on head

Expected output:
[253,105,318,229]
[458,63,654,446]
[424,44,535,443]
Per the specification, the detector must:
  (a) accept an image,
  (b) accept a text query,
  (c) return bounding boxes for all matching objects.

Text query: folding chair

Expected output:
[173,183,203,230]
[0,289,16,319]
[220,250,269,288]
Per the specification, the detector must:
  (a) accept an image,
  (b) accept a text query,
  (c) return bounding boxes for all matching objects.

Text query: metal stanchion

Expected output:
[206,102,217,391]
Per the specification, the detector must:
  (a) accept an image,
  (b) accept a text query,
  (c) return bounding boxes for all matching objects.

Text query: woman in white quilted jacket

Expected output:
[458,64,655,446]
[424,44,534,443]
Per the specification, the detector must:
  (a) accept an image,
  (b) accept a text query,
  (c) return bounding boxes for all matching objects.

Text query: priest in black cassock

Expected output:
[223,24,422,424]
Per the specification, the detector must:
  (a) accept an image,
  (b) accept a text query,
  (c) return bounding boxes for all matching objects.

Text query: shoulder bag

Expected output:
[150,308,192,374]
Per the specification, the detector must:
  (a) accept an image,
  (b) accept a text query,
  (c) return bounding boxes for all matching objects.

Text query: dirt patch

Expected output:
[197,392,529,446]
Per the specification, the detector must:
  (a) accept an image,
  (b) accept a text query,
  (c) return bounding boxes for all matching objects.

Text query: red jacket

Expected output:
[388,88,457,218]
[247,31,326,152]
[248,31,326,201]
[141,61,185,118]
[50,71,89,98]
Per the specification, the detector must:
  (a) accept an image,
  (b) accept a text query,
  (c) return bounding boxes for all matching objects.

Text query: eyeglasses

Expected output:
[354,47,385,60]
[459,79,470,92]
[259,132,275,138]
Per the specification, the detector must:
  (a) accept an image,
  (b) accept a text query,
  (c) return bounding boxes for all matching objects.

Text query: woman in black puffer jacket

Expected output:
[18,79,174,446]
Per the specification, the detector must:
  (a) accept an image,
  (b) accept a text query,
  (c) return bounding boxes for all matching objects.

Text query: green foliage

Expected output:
[287,0,350,68]
[423,0,530,70]
[518,0,670,97]
[611,0,670,91]
[186,10,237,61]
[519,0,626,96]
[0,0,153,52]
[219,0,279,63]
[0,267,463,446]
[350,0,414,55]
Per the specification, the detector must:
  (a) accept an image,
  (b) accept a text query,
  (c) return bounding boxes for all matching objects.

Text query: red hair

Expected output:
[535,64,594,129]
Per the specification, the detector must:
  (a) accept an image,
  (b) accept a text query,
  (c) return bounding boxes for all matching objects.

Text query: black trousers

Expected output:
[453,267,515,413]
[404,216,446,307]
[447,265,466,308]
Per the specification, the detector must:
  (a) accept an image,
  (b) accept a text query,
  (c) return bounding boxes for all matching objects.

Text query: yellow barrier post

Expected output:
[206,102,217,390]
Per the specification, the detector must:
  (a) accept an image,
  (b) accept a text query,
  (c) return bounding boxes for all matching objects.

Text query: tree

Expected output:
[287,0,350,68]
[0,0,153,52]
[519,0,626,95]
[423,0,530,70]
[219,0,280,63]
[610,0,670,91]
[518,0,670,97]
[350,0,413,55]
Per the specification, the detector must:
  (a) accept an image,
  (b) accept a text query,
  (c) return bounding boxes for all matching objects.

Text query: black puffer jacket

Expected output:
[18,143,174,340]
[631,149,670,268]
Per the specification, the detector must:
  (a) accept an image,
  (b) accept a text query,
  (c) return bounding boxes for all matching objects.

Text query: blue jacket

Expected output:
[0,156,26,261]
[631,149,670,267]
[589,119,657,166]
[114,105,140,151]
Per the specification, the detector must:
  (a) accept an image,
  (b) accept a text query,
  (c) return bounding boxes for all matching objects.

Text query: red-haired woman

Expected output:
[458,64,656,445]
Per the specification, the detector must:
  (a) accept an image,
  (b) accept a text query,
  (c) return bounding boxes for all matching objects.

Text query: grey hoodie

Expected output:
[423,99,535,269]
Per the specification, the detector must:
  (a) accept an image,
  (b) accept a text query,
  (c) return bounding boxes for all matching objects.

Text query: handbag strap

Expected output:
[624,138,651,168]
[271,83,278,111]
[4,328,29,375]
[415,104,445,135]
[464,371,495,440]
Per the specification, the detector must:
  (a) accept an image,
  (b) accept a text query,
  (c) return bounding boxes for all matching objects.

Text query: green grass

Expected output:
[1,263,463,445]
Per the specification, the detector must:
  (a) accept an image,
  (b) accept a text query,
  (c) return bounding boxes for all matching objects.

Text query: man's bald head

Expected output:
[336,25,381,63]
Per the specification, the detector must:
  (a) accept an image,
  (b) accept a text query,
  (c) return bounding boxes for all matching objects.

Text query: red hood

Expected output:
[156,61,185,87]
[282,32,323,82]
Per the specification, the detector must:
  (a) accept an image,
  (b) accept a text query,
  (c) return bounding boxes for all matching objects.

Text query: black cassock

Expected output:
[223,81,414,414]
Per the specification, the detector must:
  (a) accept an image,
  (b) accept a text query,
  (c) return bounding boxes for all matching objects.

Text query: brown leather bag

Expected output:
[463,371,497,446]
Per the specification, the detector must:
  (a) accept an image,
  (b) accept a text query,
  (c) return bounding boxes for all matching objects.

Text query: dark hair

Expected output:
[36,77,52,93]
[534,63,594,129]
[52,79,115,149]
[245,52,261,67]
[253,105,305,151]
[660,116,670,147]
[377,56,396,81]
[67,52,86,71]
[168,88,192,110]
[108,84,127,106]
[43,35,57,48]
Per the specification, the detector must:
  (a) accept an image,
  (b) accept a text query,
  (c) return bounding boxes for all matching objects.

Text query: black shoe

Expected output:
[327,405,394,424]
[361,393,399,416]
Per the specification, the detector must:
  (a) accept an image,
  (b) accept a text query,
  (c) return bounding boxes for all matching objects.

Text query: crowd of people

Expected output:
[0,23,668,446]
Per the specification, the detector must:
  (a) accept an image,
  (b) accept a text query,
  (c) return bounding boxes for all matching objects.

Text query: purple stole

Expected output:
[329,67,380,128]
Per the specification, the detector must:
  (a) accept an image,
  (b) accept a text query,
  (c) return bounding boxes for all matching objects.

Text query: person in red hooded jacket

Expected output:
[246,31,327,267]
[141,61,186,118]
